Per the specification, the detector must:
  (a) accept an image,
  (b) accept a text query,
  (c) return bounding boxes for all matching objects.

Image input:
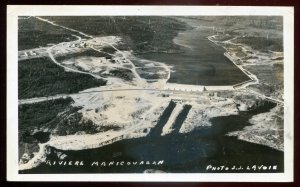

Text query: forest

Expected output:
[18,57,107,99]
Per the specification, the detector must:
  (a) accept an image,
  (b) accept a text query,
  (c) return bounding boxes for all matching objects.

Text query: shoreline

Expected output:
[18,20,283,171]
[207,35,258,89]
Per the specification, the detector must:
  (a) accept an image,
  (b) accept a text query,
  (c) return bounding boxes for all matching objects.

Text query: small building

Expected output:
[164,83,204,92]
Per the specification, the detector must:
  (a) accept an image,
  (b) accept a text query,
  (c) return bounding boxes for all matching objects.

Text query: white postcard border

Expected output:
[7,5,294,182]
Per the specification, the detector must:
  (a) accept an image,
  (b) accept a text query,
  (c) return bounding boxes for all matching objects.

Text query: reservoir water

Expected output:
[19,18,283,174]
[139,21,250,85]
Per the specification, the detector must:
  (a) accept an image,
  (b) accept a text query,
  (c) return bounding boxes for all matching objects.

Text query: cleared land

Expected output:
[18,16,285,171]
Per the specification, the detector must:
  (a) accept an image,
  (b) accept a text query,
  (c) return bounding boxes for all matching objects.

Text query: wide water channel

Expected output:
[139,19,250,85]
[20,19,283,174]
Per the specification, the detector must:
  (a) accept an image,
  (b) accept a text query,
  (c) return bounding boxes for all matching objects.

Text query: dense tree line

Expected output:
[202,16,283,30]
[42,16,189,53]
[234,37,283,52]
[19,57,107,99]
[18,17,77,50]
[19,97,74,143]
[55,49,111,61]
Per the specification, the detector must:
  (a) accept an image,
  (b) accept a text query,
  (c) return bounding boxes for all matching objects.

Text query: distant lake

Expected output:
[139,25,250,85]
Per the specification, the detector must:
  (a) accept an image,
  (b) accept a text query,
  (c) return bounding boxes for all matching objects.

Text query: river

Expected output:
[138,18,250,85]
[20,100,283,173]
[19,18,283,174]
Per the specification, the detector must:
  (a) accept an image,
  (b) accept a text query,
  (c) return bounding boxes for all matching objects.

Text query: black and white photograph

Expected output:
[6,5,294,182]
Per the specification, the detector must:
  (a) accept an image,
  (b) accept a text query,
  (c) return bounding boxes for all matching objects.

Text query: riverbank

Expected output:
[207,35,258,89]
[20,98,283,174]
[138,23,250,86]
[18,17,284,172]
[227,106,284,151]
[207,32,284,151]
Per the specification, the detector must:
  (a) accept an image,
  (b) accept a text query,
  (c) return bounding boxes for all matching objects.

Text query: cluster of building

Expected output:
[18,48,48,60]
[66,41,88,48]
[164,83,205,92]
[19,50,37,58]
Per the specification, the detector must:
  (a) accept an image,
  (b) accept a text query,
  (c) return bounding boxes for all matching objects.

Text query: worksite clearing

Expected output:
[18,16,284,172]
